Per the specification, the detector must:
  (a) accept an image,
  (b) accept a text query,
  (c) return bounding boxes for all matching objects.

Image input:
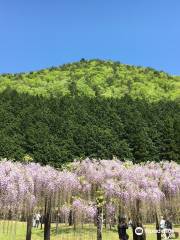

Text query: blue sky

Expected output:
[0,0,180,75]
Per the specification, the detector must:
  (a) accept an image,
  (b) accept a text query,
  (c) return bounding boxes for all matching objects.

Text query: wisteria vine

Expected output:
[0,158,179,240]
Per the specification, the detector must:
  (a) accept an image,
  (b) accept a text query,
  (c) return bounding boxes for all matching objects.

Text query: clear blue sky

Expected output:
[0,0,180,75]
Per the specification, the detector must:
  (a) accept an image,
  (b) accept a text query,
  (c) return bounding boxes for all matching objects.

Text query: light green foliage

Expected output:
[0,60,179,101]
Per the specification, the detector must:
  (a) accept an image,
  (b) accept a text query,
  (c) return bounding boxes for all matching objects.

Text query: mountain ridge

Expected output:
[0,59,179,102]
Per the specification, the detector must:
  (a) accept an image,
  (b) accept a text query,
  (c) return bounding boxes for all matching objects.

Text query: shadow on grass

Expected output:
[33,224,98,237]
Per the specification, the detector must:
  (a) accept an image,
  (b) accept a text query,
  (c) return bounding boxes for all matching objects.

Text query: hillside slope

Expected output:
[0,60,179,166]
[0,59,179,101]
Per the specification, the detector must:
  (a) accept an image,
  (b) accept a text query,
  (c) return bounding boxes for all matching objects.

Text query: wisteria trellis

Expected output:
[0,158,180,240]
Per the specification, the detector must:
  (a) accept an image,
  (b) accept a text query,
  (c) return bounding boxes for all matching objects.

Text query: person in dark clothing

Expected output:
[40,214,44,229]
[165,219,172,229]
[118,217,129,240]
[165,218,173,239]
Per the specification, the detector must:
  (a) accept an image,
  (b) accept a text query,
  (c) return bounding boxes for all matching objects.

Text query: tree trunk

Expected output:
[132,200,146,240]
[21,210,26,222]
[40,216,43,230]
[55,218,58,235]
[55,213,60,235]
[8,210,12,220]
[104,206,107,229]
[68,210,73,226]
[44,199,52,240]
[73,211,77,231]
[97,206,103,240]
[155,213,161,240]
[26,214,32,240]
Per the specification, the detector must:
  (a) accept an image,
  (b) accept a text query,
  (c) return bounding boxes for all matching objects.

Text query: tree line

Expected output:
[0,89,179,166]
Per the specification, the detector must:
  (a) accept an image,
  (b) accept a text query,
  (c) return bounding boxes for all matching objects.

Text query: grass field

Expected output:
[0,221,179,240]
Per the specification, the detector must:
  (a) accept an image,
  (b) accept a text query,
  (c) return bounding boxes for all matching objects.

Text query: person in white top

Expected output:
[32,215,36,227]
[35,213,41,228]
[160,216,166,230]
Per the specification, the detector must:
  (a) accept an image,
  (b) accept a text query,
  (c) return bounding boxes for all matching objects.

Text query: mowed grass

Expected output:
[0,221,179,240]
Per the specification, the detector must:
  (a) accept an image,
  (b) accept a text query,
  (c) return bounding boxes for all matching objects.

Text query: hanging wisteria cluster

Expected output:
[0,158,180,240]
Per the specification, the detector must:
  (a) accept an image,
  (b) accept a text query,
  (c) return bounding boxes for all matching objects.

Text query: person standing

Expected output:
[128,218,132,228]
[165,218,173,239]
[35,213,41,228]
[32,215,36,228]
[160,216,166,231]
[40,214,44,229]
[118,217,129,240]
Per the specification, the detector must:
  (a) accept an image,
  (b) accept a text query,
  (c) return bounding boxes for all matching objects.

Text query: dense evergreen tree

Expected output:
[0,89,179,166]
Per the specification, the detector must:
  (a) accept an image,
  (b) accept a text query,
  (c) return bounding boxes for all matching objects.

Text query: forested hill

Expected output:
[0,60,179,166]
[0,59,180,101]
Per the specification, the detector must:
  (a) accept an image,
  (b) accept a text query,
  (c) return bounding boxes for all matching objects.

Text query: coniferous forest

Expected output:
[0,60,179,166]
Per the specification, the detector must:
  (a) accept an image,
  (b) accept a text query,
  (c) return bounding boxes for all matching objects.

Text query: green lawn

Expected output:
[0,221,179,240]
